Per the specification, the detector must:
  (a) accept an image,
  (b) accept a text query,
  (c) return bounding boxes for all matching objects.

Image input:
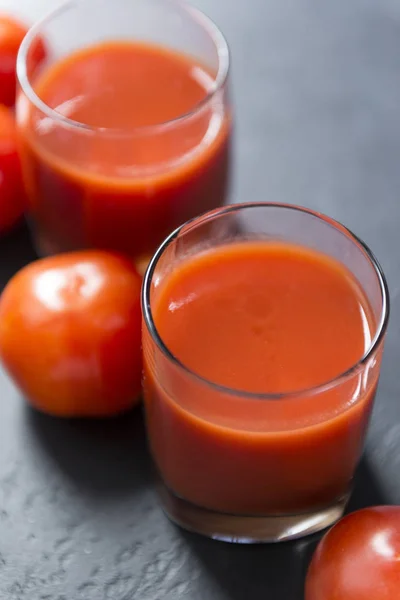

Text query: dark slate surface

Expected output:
[1,0,400,598]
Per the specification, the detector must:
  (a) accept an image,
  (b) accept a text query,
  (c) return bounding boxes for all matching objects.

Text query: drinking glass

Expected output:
[16,0,231,273]
[142,203,389,543]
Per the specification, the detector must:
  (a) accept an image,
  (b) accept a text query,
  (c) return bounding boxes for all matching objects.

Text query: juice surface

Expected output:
[19,41,230,264]
[154,242,371,395]
[143,241,381,514]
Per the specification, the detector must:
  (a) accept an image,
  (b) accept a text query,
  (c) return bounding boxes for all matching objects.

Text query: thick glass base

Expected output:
[160,485,349,543]
[29,225,77,257]
[30,228,151,275]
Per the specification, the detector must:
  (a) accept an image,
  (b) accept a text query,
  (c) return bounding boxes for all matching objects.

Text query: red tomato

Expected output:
[0,251,142,417]
[305,506,400,600]
[0,103,25,232]
[0,14,46,107]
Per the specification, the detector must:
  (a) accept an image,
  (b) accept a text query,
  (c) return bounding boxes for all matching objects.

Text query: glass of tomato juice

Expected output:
[16,0,231,272]
[142,203,389,543]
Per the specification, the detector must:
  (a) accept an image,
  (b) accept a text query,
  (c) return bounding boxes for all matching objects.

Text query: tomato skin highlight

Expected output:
[0,251,143,417]
[305,506,400,600]
[0,14,46,107]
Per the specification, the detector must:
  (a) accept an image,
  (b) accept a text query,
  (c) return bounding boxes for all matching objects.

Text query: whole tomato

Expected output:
[305,506,400,600]
[0,251,142,417]
[0,103,25,232]
[0,14,46,107]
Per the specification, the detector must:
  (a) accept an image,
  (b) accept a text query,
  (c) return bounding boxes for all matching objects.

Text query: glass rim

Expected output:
[16,0,230,136]
[142,202,390,400]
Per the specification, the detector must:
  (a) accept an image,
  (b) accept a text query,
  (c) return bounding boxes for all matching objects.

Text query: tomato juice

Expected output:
[18,41,231,268]
[143,240,382,516]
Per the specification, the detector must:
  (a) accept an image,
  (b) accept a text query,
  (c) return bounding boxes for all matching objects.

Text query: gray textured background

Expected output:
[1,0,400,598]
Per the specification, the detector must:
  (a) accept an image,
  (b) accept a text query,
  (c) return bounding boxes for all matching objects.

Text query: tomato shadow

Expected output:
[0,223,37,289]
[347,453,387,512]
[178,454,386,600]
[24,403,155,499]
